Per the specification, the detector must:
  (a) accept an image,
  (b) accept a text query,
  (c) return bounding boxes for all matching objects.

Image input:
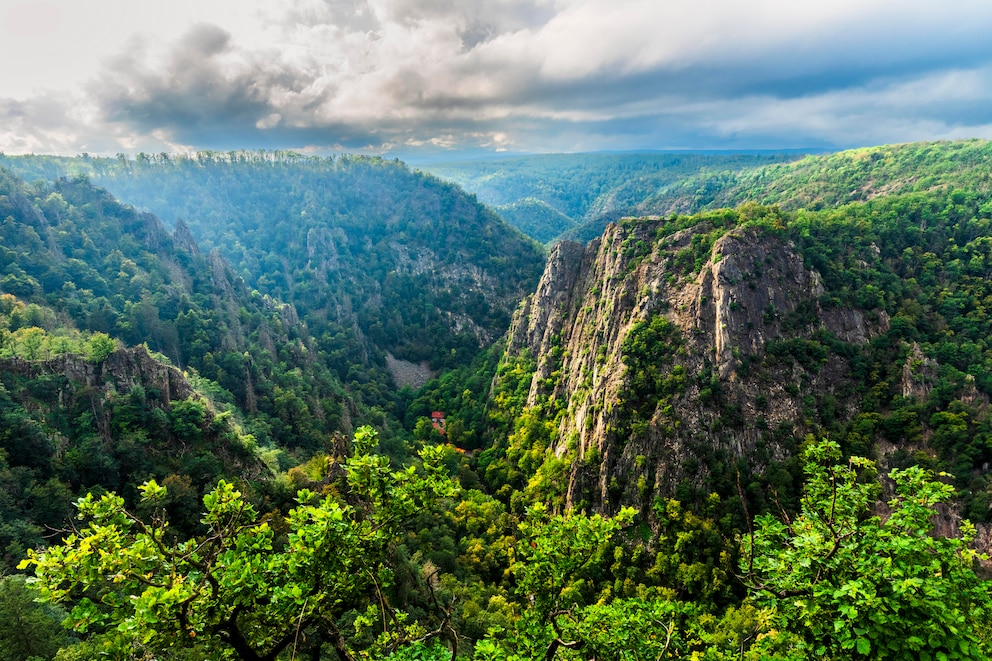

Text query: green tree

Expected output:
[483,505,782,661]
[742,439,992,659]
[12,326,46,360]
[21,426,458,661]
[0,574,70,661]
[85,332,117,363]
[485,504,635,660]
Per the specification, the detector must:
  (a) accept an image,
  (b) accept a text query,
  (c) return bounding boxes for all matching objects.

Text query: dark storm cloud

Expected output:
[91,24,320,140]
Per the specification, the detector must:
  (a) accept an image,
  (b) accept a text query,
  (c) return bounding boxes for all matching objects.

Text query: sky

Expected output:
[2,0,992,157]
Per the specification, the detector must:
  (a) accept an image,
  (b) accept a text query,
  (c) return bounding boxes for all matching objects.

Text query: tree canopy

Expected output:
[19,437,992,660]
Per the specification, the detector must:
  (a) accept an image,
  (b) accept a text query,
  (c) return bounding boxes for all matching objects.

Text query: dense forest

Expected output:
[0,152,546,372]
[564,140,992,242]
[421,152,805,243]
[2,143,992,660]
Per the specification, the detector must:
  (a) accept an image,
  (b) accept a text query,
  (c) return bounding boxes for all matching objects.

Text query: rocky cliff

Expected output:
[0,345,194,411]
[500,211,892,513]
[0,345,264,479]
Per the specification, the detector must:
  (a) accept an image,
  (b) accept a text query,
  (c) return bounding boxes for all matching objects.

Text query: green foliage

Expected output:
[475,350,539,496]
[8,142,992,661]
[620,314,683,436]
[0,167,352,455]
[84,332,116,363]
[647,496,736,606]
[21,426,459,661]
[493,198,577,244]
[639,140,992,217]
[513,504,635,620]
[0,295,113,362]
[405,342,505,452]
[423,151,802,243]
[0,574,71,661]
[1,153,545,375]
[481,505,788,661]
[743,439,992,660]
[0,315,263,570]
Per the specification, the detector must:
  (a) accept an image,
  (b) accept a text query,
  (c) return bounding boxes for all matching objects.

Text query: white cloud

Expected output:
[2,0,992,154]
[702,66,992,146]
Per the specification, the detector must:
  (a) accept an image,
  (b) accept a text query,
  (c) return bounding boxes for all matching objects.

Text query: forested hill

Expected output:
[565,139,992,241]
[485,183,992,529]
[3,148,992,659]
[0,165,369,446]
[0,152,547,377]
[420,151,805,243]
[640,139,992,213]
[0,165,360,571]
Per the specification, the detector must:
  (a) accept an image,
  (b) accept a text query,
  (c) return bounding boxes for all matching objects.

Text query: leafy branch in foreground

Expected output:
[742,439,992,660]
[20,426,459,661]
[480,504,781,661]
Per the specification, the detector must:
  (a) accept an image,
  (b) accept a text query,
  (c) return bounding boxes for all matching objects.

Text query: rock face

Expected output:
[501,217,889,513]
[0,347,198,448]
[173,219,200,255]
[0,345,266,474]
[0,346,193,407]
[385,352,434,390]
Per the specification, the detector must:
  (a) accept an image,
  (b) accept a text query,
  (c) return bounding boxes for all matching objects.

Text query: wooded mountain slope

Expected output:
[640,139,992,214]
[2,142,992,660]
[421,152,805,243]
[0,153,546,376]
[488,188,992,542]
[566,140,992,241]
[0,168,355,450]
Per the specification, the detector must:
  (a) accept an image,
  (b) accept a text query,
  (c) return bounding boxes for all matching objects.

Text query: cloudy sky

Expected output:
[2,0,992,156]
